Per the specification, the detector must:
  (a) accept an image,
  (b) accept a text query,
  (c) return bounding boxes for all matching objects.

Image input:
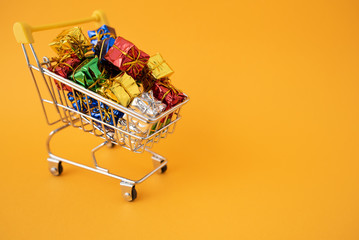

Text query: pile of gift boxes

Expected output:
[48,25,185,149]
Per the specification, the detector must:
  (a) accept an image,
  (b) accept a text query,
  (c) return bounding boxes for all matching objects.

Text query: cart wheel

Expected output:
[49,161,63,176]
[121,182,137,202]
[107,142,115,148]
[131,186,137,201]
[160,160,167,174]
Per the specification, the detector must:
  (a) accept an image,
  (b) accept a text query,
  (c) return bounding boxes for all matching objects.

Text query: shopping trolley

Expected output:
[13,10,189,201]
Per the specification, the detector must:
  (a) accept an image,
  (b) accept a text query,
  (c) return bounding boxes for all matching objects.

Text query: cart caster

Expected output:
[160,160,167,174]
[48,160,63,176]
[152,157,167,174]
[120,182,137,202]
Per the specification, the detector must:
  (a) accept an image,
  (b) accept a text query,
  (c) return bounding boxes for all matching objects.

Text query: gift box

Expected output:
[49,27,92,59]
[110,73,141,107]
[129,90,166,118]
[95,37,115,63]
[70,57,102,90]
[135,54,173,92]
[94,37,121,77]
[116,91,166,149]
[147,53,174,79]
[152,79,186,111]
[50,55,82,92]
[67,91,97,112]
[88,24,116,47]
[67,91,124,127]
[105,36,149,79]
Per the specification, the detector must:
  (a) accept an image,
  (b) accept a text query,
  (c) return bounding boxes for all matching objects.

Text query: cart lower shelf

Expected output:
[47,123,168,202]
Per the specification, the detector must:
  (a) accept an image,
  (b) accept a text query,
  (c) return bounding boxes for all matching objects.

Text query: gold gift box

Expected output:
[147,53,174,79]
[49,27,91,58]
[110,73,141,107]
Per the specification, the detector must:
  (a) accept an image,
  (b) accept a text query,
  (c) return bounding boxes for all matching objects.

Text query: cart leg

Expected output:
[120,182,137,202]
[149,150,168,174]
[152,157,167,174]
[48,158,63,176]
[91,141,109,172]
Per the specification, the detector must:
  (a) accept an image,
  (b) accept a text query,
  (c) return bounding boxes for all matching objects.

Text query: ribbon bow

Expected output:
[157,79,181,101]
[113,45,147,75]
[90,29,116,41]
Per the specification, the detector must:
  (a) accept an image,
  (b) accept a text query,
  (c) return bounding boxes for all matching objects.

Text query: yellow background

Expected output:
[1,0,359,239]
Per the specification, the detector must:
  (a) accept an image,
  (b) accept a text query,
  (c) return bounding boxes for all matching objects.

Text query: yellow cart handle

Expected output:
[13,10,108,44]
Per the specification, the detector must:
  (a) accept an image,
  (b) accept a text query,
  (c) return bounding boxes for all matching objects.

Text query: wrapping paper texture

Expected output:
[147,53,174,79]
[67,91,124,127]
[70,58,102,89]
[49,27,91,59]
[88,25,116,47]
[110,73,141,107]
[152,79,186,111]
[105,36,149,78]
[94,38,121,77]
[50,55,81,92]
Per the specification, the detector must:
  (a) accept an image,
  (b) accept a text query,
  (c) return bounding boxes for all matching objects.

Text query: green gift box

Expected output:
[70,58,102,89]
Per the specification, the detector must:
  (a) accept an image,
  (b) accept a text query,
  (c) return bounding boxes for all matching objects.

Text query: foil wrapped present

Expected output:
[147,53,174,79]
[70,58,102,89]
[67,91,124,127]
[96,85,119,103]
[94,37,121,77]
[49,27,92,59]
[67,91,97,112]
[152,79,186,111]
[110,73,141,107]
[116,91,166,149]
[88,24,116,47]
[105,36,149,79]
[136,54,173,92]
[129,90,166,118]
[50,55,81,92]
[95,37,115,63]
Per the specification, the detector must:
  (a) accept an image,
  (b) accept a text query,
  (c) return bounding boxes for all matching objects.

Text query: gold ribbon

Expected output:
[147,59,166,75]
[87,69,108,90]
[50,55,76,73]
[157,79,180,101]
[70,58,90,81]
[90,29,115,42]
[56,34,92,58]
[112,45,147,74]
[99,39,107,59]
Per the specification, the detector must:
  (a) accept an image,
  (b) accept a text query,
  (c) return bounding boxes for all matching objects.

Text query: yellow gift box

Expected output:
[110,73,141,107]
[147,53,174,79]
[49,27,91,58]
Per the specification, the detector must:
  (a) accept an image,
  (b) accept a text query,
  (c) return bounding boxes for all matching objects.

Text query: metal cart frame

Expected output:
[13,10,189,201]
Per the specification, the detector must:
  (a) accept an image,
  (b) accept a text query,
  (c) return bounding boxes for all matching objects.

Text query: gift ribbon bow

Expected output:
[70,91,112,121]
[56,34,92,58]
[112,74,138,101]
[90,29,116,42]
[112,45,147,74]
[148,59,166,75]
[157,79,181,101]
[50,55,77,73]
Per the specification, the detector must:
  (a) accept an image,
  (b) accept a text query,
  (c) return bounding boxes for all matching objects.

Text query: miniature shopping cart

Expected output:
[13,10,189,201]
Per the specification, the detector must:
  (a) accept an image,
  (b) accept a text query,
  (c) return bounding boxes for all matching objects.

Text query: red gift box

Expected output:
[152,79,186,111]
[50,55,81,92]
[104,36,149,79]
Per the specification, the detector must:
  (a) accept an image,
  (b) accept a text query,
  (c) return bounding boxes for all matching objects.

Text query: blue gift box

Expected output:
[88,24,116,47]
[67,91,124,127]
